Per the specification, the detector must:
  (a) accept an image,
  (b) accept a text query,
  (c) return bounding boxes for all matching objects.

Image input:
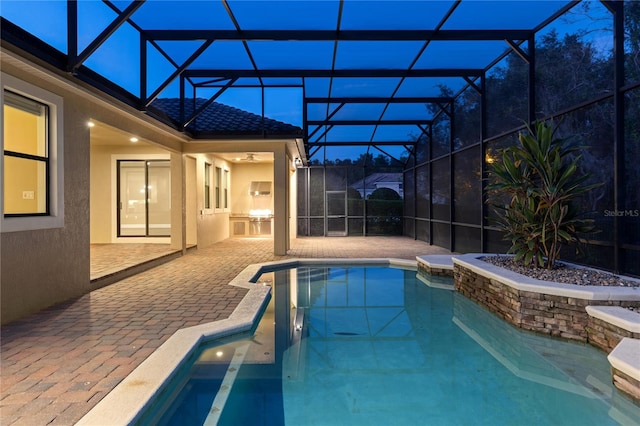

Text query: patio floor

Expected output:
[1,237,452,425]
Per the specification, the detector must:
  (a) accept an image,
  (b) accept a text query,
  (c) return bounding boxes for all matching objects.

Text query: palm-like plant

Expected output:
[486,120,600,269]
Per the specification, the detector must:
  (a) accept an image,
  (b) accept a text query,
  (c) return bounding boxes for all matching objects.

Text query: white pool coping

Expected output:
[416,254,455,270]
[453,254,640,301]
[77,258,417,426]
[586,306,640,387]
[586,306,640,333]
[608,338,640,384]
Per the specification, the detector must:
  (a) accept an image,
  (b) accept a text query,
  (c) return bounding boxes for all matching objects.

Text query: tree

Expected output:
[625,1,640,81]
[367,188,403,235]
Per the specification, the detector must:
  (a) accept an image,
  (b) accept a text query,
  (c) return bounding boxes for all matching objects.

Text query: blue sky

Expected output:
[0,0,613,161]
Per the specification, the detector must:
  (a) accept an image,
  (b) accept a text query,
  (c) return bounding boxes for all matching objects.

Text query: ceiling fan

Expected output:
[239,153,260,162]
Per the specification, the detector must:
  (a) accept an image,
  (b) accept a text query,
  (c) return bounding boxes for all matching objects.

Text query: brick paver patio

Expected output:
[1,237,452,425]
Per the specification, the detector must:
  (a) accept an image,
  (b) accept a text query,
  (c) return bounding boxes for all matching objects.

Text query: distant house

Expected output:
[350,173,403,198]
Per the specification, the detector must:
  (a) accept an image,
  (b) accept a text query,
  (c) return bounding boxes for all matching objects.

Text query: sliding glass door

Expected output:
[117,160,171,237]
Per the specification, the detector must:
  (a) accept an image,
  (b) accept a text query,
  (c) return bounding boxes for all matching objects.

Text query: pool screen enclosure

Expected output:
[1,0,638,275]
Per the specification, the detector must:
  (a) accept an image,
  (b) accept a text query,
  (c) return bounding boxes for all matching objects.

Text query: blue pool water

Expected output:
[142,265,640,425]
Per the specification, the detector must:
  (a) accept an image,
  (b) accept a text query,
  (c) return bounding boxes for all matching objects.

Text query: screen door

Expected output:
[326,191,347,236]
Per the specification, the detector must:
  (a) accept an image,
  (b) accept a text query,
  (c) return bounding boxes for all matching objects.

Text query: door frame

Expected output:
[325,190,347,236]
[110,154,170,243]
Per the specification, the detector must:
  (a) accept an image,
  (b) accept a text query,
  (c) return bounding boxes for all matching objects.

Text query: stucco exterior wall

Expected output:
[231,162,274,215]
[194,154,232,249]
[183,155,197,249]
[1,48,303,323]
[1,64,90,324]
[1,53,187,324]
[273,147,289,255]
[289,165,298,240]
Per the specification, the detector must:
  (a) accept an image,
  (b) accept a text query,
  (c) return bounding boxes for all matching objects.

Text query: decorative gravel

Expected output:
[480,255,639,288]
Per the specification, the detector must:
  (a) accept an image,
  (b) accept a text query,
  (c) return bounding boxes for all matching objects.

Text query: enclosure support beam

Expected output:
[182,78,237,129]
[66,0,77,73]
[480,74,487,253]
[449,103,455,252]
[72,1,144,73]
[144,29,534,42]
[527,35,536,125]
[608,0,625,274]
[185,69,483,78]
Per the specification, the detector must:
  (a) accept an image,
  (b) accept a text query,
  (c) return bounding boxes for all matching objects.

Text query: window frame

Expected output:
[215,166,221,210]
[223,168,230,210]
[1,73,64,232]
[3,90,50,217]
[204,162,212,209]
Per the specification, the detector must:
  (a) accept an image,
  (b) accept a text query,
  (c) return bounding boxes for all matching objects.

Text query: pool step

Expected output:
[416,255,455,277]
[203,343,250,425]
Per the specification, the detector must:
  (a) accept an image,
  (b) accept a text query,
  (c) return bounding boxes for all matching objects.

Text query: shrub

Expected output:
[367,188,403,235]
[486,120,600,269]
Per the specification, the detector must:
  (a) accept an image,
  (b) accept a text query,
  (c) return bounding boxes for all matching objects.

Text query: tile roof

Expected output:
[150,98,302,137]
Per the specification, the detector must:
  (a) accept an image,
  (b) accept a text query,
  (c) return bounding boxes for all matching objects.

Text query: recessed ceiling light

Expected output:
[130,137,139,143]
[87,121,95,127]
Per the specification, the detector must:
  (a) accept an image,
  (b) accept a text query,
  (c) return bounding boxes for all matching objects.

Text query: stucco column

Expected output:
[273,146,288,255]
[170,152,185,252]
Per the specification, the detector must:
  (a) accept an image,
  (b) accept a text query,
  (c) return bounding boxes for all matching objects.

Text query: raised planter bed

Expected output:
[450,253,640,403]
[452,254,640,342]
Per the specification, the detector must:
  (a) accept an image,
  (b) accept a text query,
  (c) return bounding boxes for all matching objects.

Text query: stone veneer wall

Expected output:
[417,263,453,277]
[453,264,640,343]
[587,316,640,353]
[612,367,640,401]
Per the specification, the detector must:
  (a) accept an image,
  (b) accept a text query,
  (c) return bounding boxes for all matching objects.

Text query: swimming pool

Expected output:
[138,264,640,425]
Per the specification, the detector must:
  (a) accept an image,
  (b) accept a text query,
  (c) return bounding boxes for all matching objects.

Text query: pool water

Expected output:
[143,265,640,425]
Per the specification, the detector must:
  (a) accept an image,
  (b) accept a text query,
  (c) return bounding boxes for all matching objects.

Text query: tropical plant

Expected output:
[486,120,600,269]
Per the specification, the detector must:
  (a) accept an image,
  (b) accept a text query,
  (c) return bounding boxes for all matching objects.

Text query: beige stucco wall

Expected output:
[194,153,232,249]
[273,146,289,255]
[184,155,197,248]
[1,63,90,324]
[1,51,186,324]
[290,163,298,240]
[183,142,303,256]
[231,162,274,215]
[1,47,304,323]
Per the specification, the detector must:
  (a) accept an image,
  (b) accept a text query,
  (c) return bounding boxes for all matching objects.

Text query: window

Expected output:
[204,162,212,209]
[215,166,221,209]
[213,165,229,212]
[3,91,49,215]
[223,169,229,209]
[1,73,64,232]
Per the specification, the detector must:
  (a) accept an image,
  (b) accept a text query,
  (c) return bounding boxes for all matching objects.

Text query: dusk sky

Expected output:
[0,0,612,160]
